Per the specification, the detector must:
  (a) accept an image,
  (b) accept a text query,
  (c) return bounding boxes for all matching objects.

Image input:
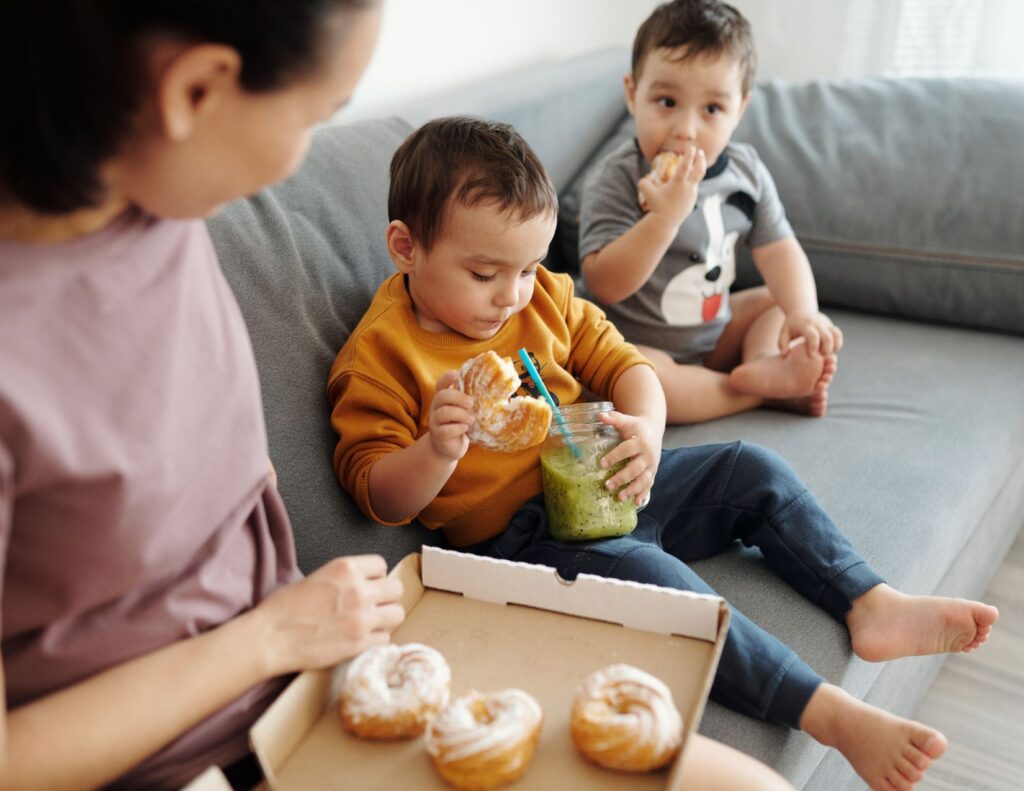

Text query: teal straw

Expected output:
[518,348,581,459]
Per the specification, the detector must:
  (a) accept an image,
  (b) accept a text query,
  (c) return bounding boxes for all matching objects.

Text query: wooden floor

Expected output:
[912,529,1024,791]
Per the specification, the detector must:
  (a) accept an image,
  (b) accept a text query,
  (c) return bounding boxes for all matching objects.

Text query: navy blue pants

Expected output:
[463,441,884,729]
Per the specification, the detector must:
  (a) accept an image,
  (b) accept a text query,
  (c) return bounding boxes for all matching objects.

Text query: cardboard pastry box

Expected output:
[209,546,728,790]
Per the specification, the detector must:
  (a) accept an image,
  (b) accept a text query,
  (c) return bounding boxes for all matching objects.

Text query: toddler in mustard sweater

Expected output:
[328,116,997,791]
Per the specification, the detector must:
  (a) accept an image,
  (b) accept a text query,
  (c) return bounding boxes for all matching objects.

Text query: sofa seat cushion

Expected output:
[663,308,1024,781]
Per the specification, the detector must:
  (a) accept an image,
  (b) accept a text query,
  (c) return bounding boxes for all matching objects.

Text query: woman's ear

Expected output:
[386,220,419,273]
[155,43,243,142]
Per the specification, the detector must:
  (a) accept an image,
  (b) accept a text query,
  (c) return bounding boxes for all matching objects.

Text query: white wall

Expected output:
[344,0,1024,119]
[345,0,661,118]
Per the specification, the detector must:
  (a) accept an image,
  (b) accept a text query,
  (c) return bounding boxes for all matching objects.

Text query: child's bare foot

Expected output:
[846,583,999,662]
[802,684,946,791]
[763,354,836,417]
[729,341,828,400]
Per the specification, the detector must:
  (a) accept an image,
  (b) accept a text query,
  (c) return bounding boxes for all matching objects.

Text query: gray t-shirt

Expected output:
[0,211,301,790]
[579,139,793,363]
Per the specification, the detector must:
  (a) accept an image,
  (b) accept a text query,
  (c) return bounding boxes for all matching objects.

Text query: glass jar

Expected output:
[539,401,638,541]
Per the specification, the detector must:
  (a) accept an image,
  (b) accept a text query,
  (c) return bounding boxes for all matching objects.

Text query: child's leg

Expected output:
[481,496,825,728]
[651,441,996,660]
[637,344,761,423]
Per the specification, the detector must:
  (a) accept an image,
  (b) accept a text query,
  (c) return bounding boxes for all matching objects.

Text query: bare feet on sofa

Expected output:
[846,583,999,662]
[802,683,946,791]
[729,344,836,417]
[764,354,836,417]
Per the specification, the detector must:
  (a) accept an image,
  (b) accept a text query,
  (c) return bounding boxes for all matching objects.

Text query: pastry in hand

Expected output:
[425,689,543,790]
[339,643,451,740]
[458,350,551,452]
[570,664,683,772]
[638,150,684,210]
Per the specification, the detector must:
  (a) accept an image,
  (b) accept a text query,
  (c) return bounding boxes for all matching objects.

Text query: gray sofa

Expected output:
[208,49,1024,789]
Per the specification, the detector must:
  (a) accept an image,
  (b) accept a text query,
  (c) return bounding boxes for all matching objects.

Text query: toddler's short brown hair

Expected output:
[388,116,558,252]
[632,0,756,94]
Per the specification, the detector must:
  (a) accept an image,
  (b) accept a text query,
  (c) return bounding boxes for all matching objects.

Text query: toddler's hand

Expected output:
[596,410,662,506]
[429,370,474,462]
[253,554,405,677]
[638,146,707,228]
[779,311,844,356]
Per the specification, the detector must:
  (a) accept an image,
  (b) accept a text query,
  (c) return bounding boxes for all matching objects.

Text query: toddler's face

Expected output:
[402,200,556,340]
[626,46,749,168]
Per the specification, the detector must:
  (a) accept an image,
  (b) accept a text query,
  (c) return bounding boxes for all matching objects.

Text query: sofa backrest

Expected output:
[560,76,1024,336]
[735,77,1024,336]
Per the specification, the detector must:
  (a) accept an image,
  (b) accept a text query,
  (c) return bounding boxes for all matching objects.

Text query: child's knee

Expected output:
[733,441,799,486]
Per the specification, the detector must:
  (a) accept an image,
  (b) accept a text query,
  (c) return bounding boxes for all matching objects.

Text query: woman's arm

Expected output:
[0,555,404,790]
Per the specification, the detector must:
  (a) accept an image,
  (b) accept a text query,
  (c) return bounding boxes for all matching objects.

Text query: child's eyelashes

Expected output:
[470,269,537,282]
[656,97,676,108]
[706,104,723,115]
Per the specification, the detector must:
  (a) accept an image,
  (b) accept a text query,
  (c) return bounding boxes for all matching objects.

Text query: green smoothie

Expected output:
[540,444,638,541]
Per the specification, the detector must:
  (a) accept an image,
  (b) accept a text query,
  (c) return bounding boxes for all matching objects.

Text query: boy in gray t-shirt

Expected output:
[580,0,843,424]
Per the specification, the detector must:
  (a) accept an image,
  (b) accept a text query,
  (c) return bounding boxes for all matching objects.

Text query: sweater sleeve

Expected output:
[557,273,653,398]
[328,369,420,526]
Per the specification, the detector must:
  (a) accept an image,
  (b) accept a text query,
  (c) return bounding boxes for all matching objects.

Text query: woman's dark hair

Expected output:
[0,1,377,214]
[389,117,558,253]
[632,0,756,93]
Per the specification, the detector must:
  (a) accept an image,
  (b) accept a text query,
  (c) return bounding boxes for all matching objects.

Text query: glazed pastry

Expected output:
[339,643,451,740]
[570,664,683,772]
[425,689,543,790]
[458,351,551,452]
[638,150,684,210]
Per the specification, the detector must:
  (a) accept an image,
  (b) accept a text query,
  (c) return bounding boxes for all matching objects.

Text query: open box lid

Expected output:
[250,547,729,790]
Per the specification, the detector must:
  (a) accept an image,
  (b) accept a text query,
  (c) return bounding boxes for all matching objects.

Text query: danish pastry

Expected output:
[638,150,684,210]
[458,350,551,452]
[339,642,451,740]
[570,664,683,772]
[425,689,543,790]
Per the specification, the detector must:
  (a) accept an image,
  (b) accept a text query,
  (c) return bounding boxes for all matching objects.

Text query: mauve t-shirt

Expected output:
[0,210,301,789]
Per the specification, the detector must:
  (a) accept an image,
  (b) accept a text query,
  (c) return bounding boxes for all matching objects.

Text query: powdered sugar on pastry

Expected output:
[339,643,451,739]
[570,663,683,772]
[458,351,551,452]
[426,689,543,789]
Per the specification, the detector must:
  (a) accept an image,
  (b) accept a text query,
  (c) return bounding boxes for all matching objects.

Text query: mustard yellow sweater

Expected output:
[327,267,650,547]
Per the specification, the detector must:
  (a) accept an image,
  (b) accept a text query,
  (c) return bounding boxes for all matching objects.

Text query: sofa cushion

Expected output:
[556,78,1024,336]
[664,308,1024,784]
[208,117,442,573]
[732,77,1024,336]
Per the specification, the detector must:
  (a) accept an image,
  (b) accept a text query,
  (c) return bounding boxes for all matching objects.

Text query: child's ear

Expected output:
[739,92,752,116]
[386,220,419,273]
[623,73,637,116]
[156,43,243,142]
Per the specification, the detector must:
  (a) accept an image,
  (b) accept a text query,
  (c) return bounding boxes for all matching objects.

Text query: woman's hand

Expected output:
[778,310,843,356]
[596,410,663,506]
[428,370,474,462]
[252,554,405,677]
